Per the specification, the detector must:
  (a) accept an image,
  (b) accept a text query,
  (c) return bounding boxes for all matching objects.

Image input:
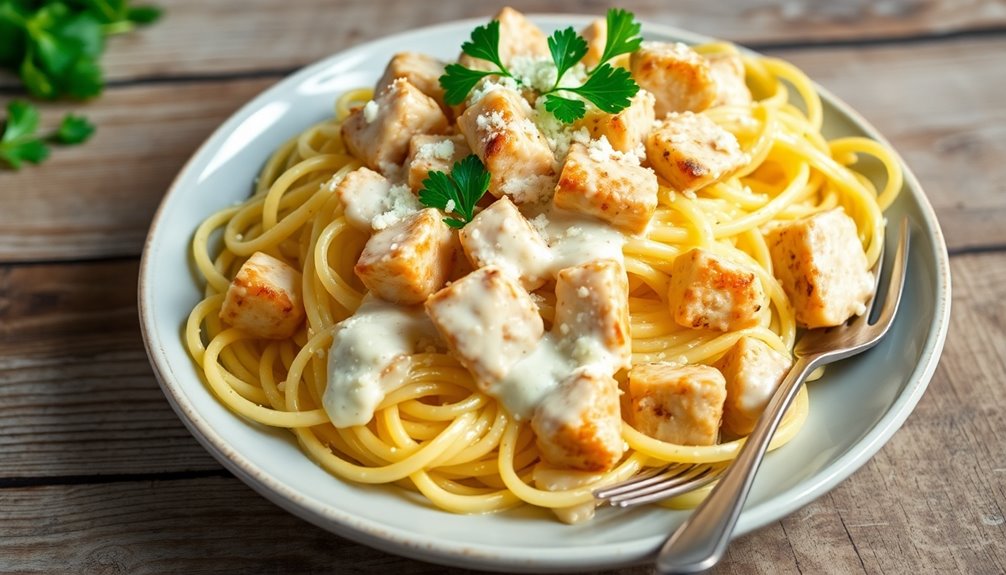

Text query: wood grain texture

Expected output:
[1,37,1003,263]
[0,0,1003,89]
[0,78,275,263]
[0,253,1003,574]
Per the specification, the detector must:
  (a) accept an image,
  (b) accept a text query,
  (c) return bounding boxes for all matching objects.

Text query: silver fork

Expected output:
[597,217,910,573]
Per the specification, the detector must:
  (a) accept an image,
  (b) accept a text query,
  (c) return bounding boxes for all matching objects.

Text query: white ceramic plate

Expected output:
[139,15,952,572]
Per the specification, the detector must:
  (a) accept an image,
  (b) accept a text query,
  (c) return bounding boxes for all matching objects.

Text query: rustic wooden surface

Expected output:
[1,1,1003,573]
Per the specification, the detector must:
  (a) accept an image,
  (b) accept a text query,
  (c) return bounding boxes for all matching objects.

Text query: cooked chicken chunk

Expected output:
[577,90,656,153]
[717,337,792,436]
[341,78,448,174]
[766,208,874,328]
[220,252,305,339]
[459,7,549,71]
[425,266,544,389]
[532,368,624,471]
[628,363,726,446]
[458,88,556,204]
[404,134,471,193]
[554,259,632,372]
[376,52,447,110]
[354,208,457,305]
[707,52,751,108]
[553,142,658,234]
[630,41,717,116]
[579,18,607,68]
[645,112,746,194]
[667,248,766,332]
[458,196,553,290]
[334,167,392,231]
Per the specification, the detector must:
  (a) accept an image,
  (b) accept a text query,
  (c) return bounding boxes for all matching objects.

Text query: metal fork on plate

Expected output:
[595,217,911,574]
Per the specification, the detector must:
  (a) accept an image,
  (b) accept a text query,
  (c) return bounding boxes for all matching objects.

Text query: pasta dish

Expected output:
[184,8,901,523]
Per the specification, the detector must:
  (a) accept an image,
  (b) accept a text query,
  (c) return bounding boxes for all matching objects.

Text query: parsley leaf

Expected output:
[54,113,95,143]
[439,9,643,123]
[460,20,506,71]
[0,100,95,170]
[440,63,494,106]
[547,26,587,90]
[0,0,161,100]
[564,63,638,114]
[418,154,491,229]
[543,93,586,124]
[596,8,643,69]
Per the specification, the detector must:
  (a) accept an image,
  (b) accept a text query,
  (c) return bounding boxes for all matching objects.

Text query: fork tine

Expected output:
[607,465,725,508]
[862,223,887,323]
[594,463,692,499]
[872,217,910,330]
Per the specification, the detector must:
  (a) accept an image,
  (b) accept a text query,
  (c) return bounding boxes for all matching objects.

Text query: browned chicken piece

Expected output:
[553,142,658,234]
[404,134,471,193]
[717,337,792,436]
[457,88,556,204]
[532,367,624,471]
[766,208,874,328]
[425,266,544,389]
[333,167,392,231]
[630,41,717,116]
[645,112,746,194]
[220,252,305,339]
[579,18,607,68]
[577,90,655,153]
[628,363,727,446]
[341,78,448,175]
[553,259,632,372]
[376,52,448,110]
[354,208,457,305]
[667,248,766,332]
[458,196,553,290]
[707,52,751,107]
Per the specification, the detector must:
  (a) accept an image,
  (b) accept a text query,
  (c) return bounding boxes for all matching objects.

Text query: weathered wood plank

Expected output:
[1,0,1002,89]
[0,78,275,263]
[0,37,1001,262]
[0,260,219,477]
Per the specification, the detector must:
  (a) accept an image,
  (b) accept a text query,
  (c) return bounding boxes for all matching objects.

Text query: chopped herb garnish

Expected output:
[439,8,642,123]
[0,99,95,170]
[418,154,491,229]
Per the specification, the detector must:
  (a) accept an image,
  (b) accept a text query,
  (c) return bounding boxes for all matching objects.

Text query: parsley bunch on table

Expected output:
[440,8,642,123]
[0,0,160,169]
[0,0,161,99]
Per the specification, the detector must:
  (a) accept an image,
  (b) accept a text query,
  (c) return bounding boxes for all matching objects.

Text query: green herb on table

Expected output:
[439,8,642,123]
[418,154,491,229]
[0,0,163,100]
[0,99,95,169]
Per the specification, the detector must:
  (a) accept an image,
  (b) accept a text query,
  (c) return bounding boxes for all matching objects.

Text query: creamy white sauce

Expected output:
[523,203,626,274]
[492,334,573,418]
[323,295,439,427]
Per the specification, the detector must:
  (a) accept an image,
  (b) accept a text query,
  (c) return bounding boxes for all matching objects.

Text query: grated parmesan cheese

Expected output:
[371,184,421,230]
[363,100,379,123]
[416,139,455,162]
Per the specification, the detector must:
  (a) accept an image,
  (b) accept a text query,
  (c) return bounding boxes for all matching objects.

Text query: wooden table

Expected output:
[2,1,1004,573]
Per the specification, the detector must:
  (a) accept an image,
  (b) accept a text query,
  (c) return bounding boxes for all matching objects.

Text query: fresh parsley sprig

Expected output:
[0,0,162,100]
[418,154,491,229]
[439,8,642,123]
[0,99,95,169]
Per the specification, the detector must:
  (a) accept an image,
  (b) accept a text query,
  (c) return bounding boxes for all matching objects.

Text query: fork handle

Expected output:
[656,354,822,574]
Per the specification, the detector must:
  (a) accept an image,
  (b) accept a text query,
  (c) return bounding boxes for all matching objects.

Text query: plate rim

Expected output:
[137,14,952,572]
